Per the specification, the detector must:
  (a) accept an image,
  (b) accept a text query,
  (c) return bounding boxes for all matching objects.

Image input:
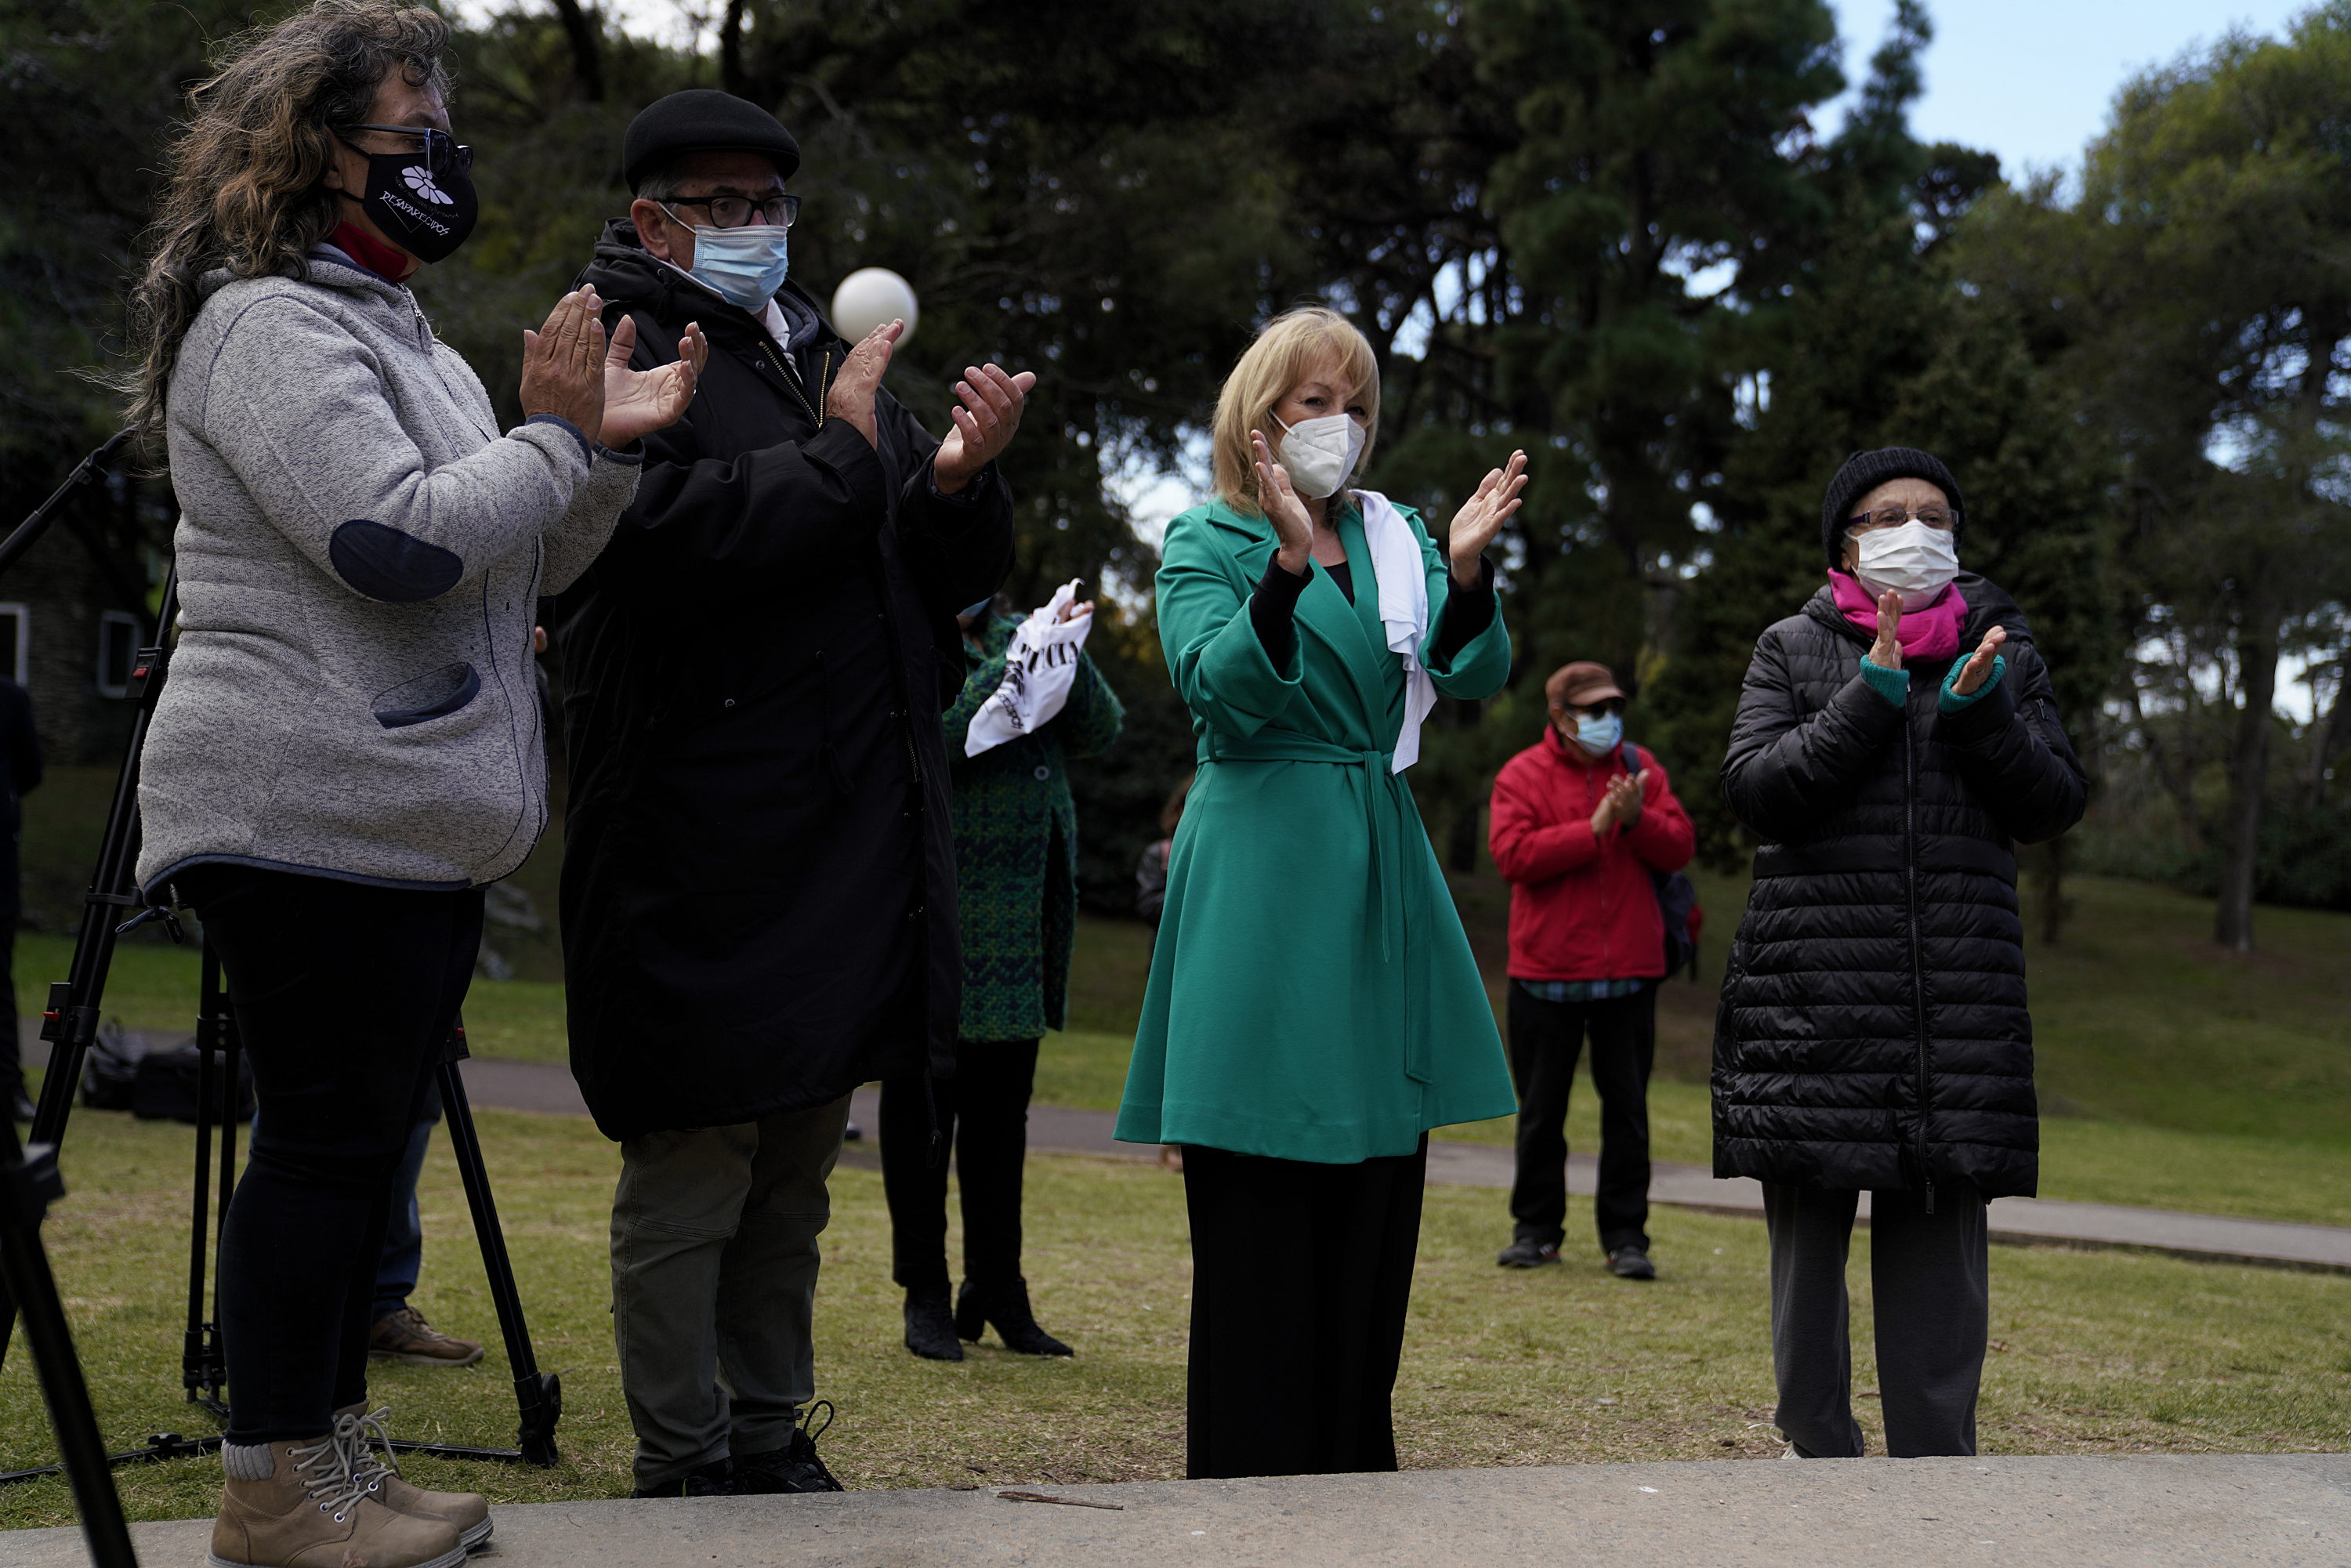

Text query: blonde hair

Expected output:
[1210,307,1381,512]
[116,1,453,447]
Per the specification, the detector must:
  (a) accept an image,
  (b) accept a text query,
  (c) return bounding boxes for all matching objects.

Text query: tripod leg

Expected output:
[436,1059,560,1467]
[0,1123,141,1567]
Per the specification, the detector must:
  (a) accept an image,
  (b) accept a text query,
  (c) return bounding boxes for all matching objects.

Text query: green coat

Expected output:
[1114,498,1516,1163]
[945,613,1125,1042]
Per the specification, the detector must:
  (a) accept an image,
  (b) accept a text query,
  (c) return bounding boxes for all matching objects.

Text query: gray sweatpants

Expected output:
[1762,1182,1989,1458]
[610,1096,851,1490]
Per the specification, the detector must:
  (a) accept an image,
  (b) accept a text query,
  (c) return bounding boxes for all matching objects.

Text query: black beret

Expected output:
[1820,446,1965,567]
[623,89,800,192]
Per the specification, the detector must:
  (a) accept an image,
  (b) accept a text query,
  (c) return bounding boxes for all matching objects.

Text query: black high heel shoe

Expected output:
[955,1278,1073,1357]
[903,1288,965,1361]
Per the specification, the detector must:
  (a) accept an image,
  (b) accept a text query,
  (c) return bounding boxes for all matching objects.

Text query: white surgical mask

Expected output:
[1853,520,1960,610]
[1574,712,1623,756]
[676,215,791,311]
[1273,411,1367,499]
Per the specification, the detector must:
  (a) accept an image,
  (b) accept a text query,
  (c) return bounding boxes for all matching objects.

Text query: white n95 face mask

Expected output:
[1853,520,1960,610]
[1273,411,1367,499]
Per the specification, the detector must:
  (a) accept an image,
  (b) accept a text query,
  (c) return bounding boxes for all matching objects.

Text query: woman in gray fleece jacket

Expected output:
[117,6,702,1566]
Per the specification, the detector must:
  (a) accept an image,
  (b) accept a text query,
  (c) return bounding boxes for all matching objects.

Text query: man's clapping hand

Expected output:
[1592,770,1650,837]
[935,363,1037,493]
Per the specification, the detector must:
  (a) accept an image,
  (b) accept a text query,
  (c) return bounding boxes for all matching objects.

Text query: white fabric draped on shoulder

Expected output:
[1357,488,1436,773]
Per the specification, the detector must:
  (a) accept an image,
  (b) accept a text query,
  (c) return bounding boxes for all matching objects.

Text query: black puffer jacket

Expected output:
[1712,574,2085,1200]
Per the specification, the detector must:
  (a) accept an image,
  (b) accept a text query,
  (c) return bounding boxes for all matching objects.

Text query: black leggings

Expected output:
[878,1038,1040,1295]
[179,865,482,1445]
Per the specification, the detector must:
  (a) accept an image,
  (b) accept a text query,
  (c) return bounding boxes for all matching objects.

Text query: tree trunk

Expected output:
[547,0,604,102]
[2213,612,2280,951]
[720,0,748,99]
[2027,836,2070,946]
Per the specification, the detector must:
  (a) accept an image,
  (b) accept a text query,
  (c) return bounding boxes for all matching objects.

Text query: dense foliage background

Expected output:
[5,0,2346,941]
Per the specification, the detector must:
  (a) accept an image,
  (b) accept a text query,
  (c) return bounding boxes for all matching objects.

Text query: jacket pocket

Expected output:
[371,662,481,730]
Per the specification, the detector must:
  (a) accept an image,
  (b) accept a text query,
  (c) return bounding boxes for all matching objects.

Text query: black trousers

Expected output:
[0,917,20,1105]
[179,865,482,1445]
[1182,1138,1426,1480]
[878,1037,1039,1295]
[1505,980,1654,1254]
[1762,1182,1989,1458]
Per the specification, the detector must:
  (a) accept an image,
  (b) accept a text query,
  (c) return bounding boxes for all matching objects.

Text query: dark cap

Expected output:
[1820,447,1965,567]
[1545,661,1626,709]
[623,89,801,193]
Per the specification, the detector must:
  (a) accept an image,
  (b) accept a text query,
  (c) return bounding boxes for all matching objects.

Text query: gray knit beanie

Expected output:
[1820,447,1965,567]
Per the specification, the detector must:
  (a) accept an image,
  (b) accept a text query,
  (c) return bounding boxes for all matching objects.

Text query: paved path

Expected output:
[37,1041,2351,1273]
[5,1454,2347,1566]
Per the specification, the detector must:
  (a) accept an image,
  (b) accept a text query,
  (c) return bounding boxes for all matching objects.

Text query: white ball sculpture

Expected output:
[831,267,919,346]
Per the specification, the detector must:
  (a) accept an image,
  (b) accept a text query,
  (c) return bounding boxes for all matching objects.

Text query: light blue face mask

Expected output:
[676,214,790,310]
[1574,711,1624,756]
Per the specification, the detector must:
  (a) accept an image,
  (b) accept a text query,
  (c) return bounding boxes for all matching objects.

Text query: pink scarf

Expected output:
[1830,570,1967,663]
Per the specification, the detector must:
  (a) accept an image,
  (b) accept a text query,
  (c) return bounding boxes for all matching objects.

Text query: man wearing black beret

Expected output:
[556,88,1031,1499]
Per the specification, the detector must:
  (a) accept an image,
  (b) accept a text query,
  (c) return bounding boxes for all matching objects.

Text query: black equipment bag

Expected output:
[78,1020,144,1111]
[130,1039,255,1124]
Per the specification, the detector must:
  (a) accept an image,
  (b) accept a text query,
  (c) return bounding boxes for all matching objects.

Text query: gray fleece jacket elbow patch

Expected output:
[330,519,465,601]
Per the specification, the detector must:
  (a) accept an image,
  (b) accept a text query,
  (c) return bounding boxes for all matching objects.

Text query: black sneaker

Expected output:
[632,1457,732,1497]
[1497,1237,1563,1268]
[734,1403,844,1494]
[1607,1244,1657,1280]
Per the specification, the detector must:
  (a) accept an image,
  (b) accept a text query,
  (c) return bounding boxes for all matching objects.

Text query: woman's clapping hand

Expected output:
[1951,623,2009,697]
[599,315,707,448]
[1447,450,1528,586]
[519,287,607,436]
[1250,429,1317,574]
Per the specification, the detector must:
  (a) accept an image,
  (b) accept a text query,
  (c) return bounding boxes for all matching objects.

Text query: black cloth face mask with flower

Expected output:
[339,125,479,263]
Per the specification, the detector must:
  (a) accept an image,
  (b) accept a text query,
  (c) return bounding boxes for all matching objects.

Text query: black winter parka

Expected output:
[556,222,1012,1141]
[1712,574,2085,1200]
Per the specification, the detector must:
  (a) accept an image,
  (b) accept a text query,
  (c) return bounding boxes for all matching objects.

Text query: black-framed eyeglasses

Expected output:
[661,193,801,230]
[1846,504,1958,534]
[1551,698,1627,719]
[348,124,473,179]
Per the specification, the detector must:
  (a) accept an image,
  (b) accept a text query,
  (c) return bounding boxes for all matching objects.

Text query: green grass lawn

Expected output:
[1,1105,2346,1532]
[21,866,2351,1227]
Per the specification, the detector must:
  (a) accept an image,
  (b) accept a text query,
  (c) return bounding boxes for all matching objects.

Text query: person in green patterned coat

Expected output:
[878,592,1122,1363]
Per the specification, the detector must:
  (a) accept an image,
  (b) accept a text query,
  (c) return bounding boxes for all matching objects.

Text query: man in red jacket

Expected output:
[1487,661,1695,1278]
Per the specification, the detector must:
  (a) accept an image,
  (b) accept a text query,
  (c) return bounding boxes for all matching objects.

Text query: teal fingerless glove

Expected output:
[1859,654,1910,708]
[1939,653,2007,714]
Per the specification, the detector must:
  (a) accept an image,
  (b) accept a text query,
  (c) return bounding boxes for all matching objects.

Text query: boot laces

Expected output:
[287,1432,373,1524]
[332,1407,404,1497]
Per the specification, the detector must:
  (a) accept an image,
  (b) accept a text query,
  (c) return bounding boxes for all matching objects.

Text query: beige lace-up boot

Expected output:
[333,1403,493,1550]
[208,1430,465,1568]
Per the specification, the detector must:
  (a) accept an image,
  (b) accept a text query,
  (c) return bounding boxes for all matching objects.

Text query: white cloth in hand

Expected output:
[964,580,1094,757]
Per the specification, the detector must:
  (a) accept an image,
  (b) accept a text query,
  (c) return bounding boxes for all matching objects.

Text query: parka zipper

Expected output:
[758,339,830,430]
[1902,709,1936,1214]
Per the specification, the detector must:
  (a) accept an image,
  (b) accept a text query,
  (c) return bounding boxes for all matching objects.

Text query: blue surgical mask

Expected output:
[676,214,790,310]
[1574,712,1623,756]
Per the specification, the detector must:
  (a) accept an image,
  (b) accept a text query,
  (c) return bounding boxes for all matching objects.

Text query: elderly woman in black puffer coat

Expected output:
[1714,447,2086,1461]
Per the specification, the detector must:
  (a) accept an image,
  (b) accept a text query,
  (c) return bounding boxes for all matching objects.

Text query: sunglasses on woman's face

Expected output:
[350,124,474,179]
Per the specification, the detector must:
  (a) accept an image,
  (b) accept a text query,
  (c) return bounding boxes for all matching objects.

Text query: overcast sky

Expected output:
[1824,0,2315,177]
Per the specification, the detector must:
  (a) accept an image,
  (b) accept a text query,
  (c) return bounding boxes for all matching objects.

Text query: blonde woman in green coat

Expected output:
[1115,307,1527,1479]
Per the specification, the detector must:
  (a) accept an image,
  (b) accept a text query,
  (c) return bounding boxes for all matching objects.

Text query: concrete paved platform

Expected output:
[5,1454,2346,1566]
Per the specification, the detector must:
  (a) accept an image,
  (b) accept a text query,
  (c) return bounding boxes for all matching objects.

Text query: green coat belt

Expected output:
[1114,496,1517,1164]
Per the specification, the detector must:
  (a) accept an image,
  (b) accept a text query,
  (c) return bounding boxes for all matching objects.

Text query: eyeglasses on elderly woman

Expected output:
[1846,504,1958,534]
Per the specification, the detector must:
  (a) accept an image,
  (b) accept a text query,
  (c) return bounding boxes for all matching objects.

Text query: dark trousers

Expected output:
[1182,1138,1427,1480]
[878,1037,1039,1295]
[371,1085,442,1323]
[1505,980,1654,1254]
[1762,1182,1989,1458]
[180,865,481,1445]
[0,917,20,1106]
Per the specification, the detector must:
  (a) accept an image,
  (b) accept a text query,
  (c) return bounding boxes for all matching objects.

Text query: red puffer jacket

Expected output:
[1488,727,1696,982]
